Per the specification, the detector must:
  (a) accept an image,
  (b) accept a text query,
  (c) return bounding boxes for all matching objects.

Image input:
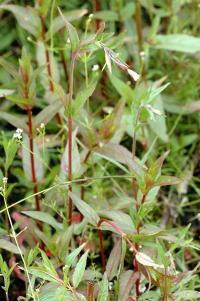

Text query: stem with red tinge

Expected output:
[27,108,40,211]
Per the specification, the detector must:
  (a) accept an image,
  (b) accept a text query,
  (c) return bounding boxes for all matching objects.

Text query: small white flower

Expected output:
[139,51,145,58]
[3,177,8,184]
[92,64,99,72]
[16,128,23,134]
[40,123,45,129]
[127,69,140,81]
[67,38,70,44]
[108,282,113,290]
[13,128,23,140]
[13,133,22,140]
[89,13,94,19]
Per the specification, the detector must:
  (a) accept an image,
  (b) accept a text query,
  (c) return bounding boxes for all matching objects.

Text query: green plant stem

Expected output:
[5,292,9,301]
[2,183,36,301]
[68,56,75,225]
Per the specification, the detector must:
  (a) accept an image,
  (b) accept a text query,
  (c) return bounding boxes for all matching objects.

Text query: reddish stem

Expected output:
[27,108,40,211]
[97,226,106,272]
[21,66,40,211]
[61,50,68,84]
[87,282,94,301]
[97,218,137,272]
[134,192,147,300]
[40,14,62,124]
[93,0,101,30]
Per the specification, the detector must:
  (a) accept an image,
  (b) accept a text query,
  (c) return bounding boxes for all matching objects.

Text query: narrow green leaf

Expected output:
[97,273,109,301]
[106,240,121,280]
[153,175,182,188]
[109,74,133,104]
[73,78,98,117]
[69,192,100,225]
[0,89,15,98]
[0,111,28,133]
[94,143,144,177]
[58,7,80,51]
[22,134,44,181]
[121,3,135,20]
[65,243,86,267]
[94,11,119,21]
[33,100,63,128]
[72,250,89,288]
[22,211,62,230]
[6,95,33,107]
[0,5,41,37]
[0,239,20,254]
[48,9,88,38]
[154,34,200,53]
[174,290,200,300]
[29,267,60,283]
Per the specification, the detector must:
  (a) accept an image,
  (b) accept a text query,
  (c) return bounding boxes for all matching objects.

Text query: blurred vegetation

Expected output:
[0,0,200,300]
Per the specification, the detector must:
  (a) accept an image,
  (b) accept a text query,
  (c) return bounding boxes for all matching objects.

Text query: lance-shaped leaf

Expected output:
[153,175,182,188]
[47,8,88,38]
[22,134,44,181]
[0,5,41,37]
[109,74,133,104]
[106,239,121,280]
[0,89,15,98]
[94,143,144,177]
[0,57,19,80]
[0,111,28,133]
[65,243,86,267]
[154,34,200,53]
[33,99,63,128]
[58,7,80,51]
[22,211,63,230]
[118,270,138,301]
[69,192,100,225]
[147,151,169,181]
[72,250,89,288]
[60,129,81,180]
[0,239,21,254]
[6,94,33,108]
[99,100,125,141]
[73,77,98,117]
[97,273,109,301]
